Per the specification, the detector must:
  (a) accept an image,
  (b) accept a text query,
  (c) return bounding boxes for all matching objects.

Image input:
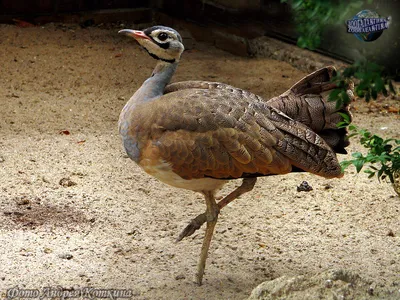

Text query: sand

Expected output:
[0,23,399,299]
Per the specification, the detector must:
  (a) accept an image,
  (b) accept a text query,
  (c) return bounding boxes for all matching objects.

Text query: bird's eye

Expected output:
[158,32,168,41]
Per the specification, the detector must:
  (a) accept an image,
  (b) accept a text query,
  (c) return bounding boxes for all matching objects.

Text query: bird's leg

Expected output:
[216,177,257,210]
[176,178,257,242]
[195,190,219,285]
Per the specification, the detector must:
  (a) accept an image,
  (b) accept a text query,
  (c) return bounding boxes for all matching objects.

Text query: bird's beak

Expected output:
[118,29,151,41]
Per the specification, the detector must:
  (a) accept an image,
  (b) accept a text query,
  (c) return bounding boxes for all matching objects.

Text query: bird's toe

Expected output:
[176,213,208,242]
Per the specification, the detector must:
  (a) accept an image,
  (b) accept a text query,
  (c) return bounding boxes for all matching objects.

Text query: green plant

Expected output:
[281,0,366,49]
[284,0,400,190]
[340,125,400,183]
[329,61,397,107]
[329,62,399,183]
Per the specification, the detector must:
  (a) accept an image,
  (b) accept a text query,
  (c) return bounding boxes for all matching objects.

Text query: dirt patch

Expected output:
[0,23,399,299]
[1,194,90,230]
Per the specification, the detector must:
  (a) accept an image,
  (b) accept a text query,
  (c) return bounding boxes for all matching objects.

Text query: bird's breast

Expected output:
[142,159,227,192]
[139,143,226,192]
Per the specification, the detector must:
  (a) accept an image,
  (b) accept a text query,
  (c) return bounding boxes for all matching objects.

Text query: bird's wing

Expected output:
[164,67,337,96]
[165,81,248,96]
[131,88,342,180]
[166,68,353,155]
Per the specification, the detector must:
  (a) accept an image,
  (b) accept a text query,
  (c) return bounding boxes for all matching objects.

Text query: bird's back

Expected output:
[121,85,344,185]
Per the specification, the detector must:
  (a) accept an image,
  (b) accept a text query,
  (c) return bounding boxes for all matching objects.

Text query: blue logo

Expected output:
[347,9,390,42]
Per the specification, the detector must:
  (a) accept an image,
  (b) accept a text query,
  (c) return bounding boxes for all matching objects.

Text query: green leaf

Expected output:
[343,67,355,78]
[364,169,375,178]
[340,160,353,170]
[341,90,350,104]
[335,98,343,110]
[339,112,351,123]
[355,71,367,80]
[329,88,342,102]
[377,168,384,181]
[356,89,365,98]
[353,160,364,173]
[349,124,358,131]
[384,144,393,152]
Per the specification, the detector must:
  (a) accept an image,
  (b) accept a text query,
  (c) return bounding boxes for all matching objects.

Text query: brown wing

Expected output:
[165,67,354,155]
[164,67,338,97]
[130,87,343,180]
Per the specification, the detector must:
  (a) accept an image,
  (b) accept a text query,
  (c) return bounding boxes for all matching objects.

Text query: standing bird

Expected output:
[118,25,353,285]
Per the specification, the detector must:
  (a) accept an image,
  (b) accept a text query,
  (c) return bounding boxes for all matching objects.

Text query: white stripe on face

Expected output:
[150,29,179,44]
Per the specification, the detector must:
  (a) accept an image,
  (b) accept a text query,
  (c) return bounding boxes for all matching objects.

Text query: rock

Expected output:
[59,177,77,187]
[248,36,347,73]
[297,181,313,192]
[15,196,30,205]
[324,279,333,288]
[248,269,399,300]
[214,30,249,56]
[58,253,73,260]
[43,248,53,254]
[387,229,395,237]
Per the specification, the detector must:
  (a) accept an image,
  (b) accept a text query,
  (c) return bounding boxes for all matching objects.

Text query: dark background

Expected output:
[1,0,399,76]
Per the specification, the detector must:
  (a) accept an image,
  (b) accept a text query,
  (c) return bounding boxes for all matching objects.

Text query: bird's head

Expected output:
[119,25,184,63]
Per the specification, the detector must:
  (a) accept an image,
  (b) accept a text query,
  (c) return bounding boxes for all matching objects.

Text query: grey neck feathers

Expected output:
[132,61,178,104]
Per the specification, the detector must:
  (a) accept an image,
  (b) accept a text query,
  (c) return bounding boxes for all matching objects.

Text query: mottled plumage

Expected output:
[118,26,353,285]
[126,85,345,182]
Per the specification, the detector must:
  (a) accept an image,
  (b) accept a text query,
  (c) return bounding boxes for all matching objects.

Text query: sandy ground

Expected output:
[0,23,399,300]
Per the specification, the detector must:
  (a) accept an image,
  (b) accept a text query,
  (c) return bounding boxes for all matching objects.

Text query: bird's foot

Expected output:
[176,213,207,242]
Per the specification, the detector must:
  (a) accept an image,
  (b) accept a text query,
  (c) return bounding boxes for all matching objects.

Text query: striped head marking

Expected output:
[119,25,184,63]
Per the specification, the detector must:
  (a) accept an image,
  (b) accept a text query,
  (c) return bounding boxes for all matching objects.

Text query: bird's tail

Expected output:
[267,66,354,154]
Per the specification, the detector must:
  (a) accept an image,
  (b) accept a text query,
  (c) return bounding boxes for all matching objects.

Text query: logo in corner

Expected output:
[346,9,390,42]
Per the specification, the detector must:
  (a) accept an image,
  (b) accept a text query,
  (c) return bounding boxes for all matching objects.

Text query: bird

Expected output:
[118,25,353,285]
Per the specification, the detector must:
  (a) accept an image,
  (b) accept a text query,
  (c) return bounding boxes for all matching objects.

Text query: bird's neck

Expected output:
[133,60,178,104]
[118,60,179,162]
